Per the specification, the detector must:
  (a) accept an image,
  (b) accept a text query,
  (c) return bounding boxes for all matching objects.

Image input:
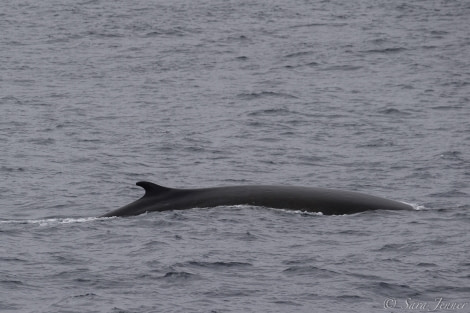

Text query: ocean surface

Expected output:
[1,0,469,312]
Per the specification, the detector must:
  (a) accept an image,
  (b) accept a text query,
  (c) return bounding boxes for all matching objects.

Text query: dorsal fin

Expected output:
[136,181,172,197]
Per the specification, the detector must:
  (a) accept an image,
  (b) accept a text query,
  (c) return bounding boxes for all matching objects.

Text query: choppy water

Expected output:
[1,0,469,312]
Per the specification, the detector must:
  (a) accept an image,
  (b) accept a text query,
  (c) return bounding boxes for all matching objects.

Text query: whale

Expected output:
[100,181,413,217]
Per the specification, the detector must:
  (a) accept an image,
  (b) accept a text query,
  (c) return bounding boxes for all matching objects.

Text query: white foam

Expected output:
[0,216,105,226]
[276,208,324,216]
[402,202,427,211]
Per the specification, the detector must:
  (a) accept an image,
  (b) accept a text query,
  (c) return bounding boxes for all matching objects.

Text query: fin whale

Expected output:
[100,181,413,217]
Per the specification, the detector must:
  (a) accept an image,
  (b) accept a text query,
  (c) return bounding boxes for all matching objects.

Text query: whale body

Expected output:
[100,181,413,217]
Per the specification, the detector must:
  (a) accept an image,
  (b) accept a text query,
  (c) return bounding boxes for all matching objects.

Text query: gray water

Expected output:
[1,0,469,312]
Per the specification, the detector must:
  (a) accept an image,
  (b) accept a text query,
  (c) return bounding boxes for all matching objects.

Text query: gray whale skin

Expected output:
[100,181,412,217]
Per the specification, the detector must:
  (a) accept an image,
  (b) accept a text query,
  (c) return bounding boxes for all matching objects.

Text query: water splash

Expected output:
[0,216,111,226]
[403,202,428,211]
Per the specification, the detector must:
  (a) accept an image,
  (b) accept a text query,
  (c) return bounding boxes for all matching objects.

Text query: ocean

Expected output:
[1,0,469,312]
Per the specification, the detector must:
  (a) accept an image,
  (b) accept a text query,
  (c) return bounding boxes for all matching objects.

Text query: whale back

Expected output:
[100,182,413,217]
